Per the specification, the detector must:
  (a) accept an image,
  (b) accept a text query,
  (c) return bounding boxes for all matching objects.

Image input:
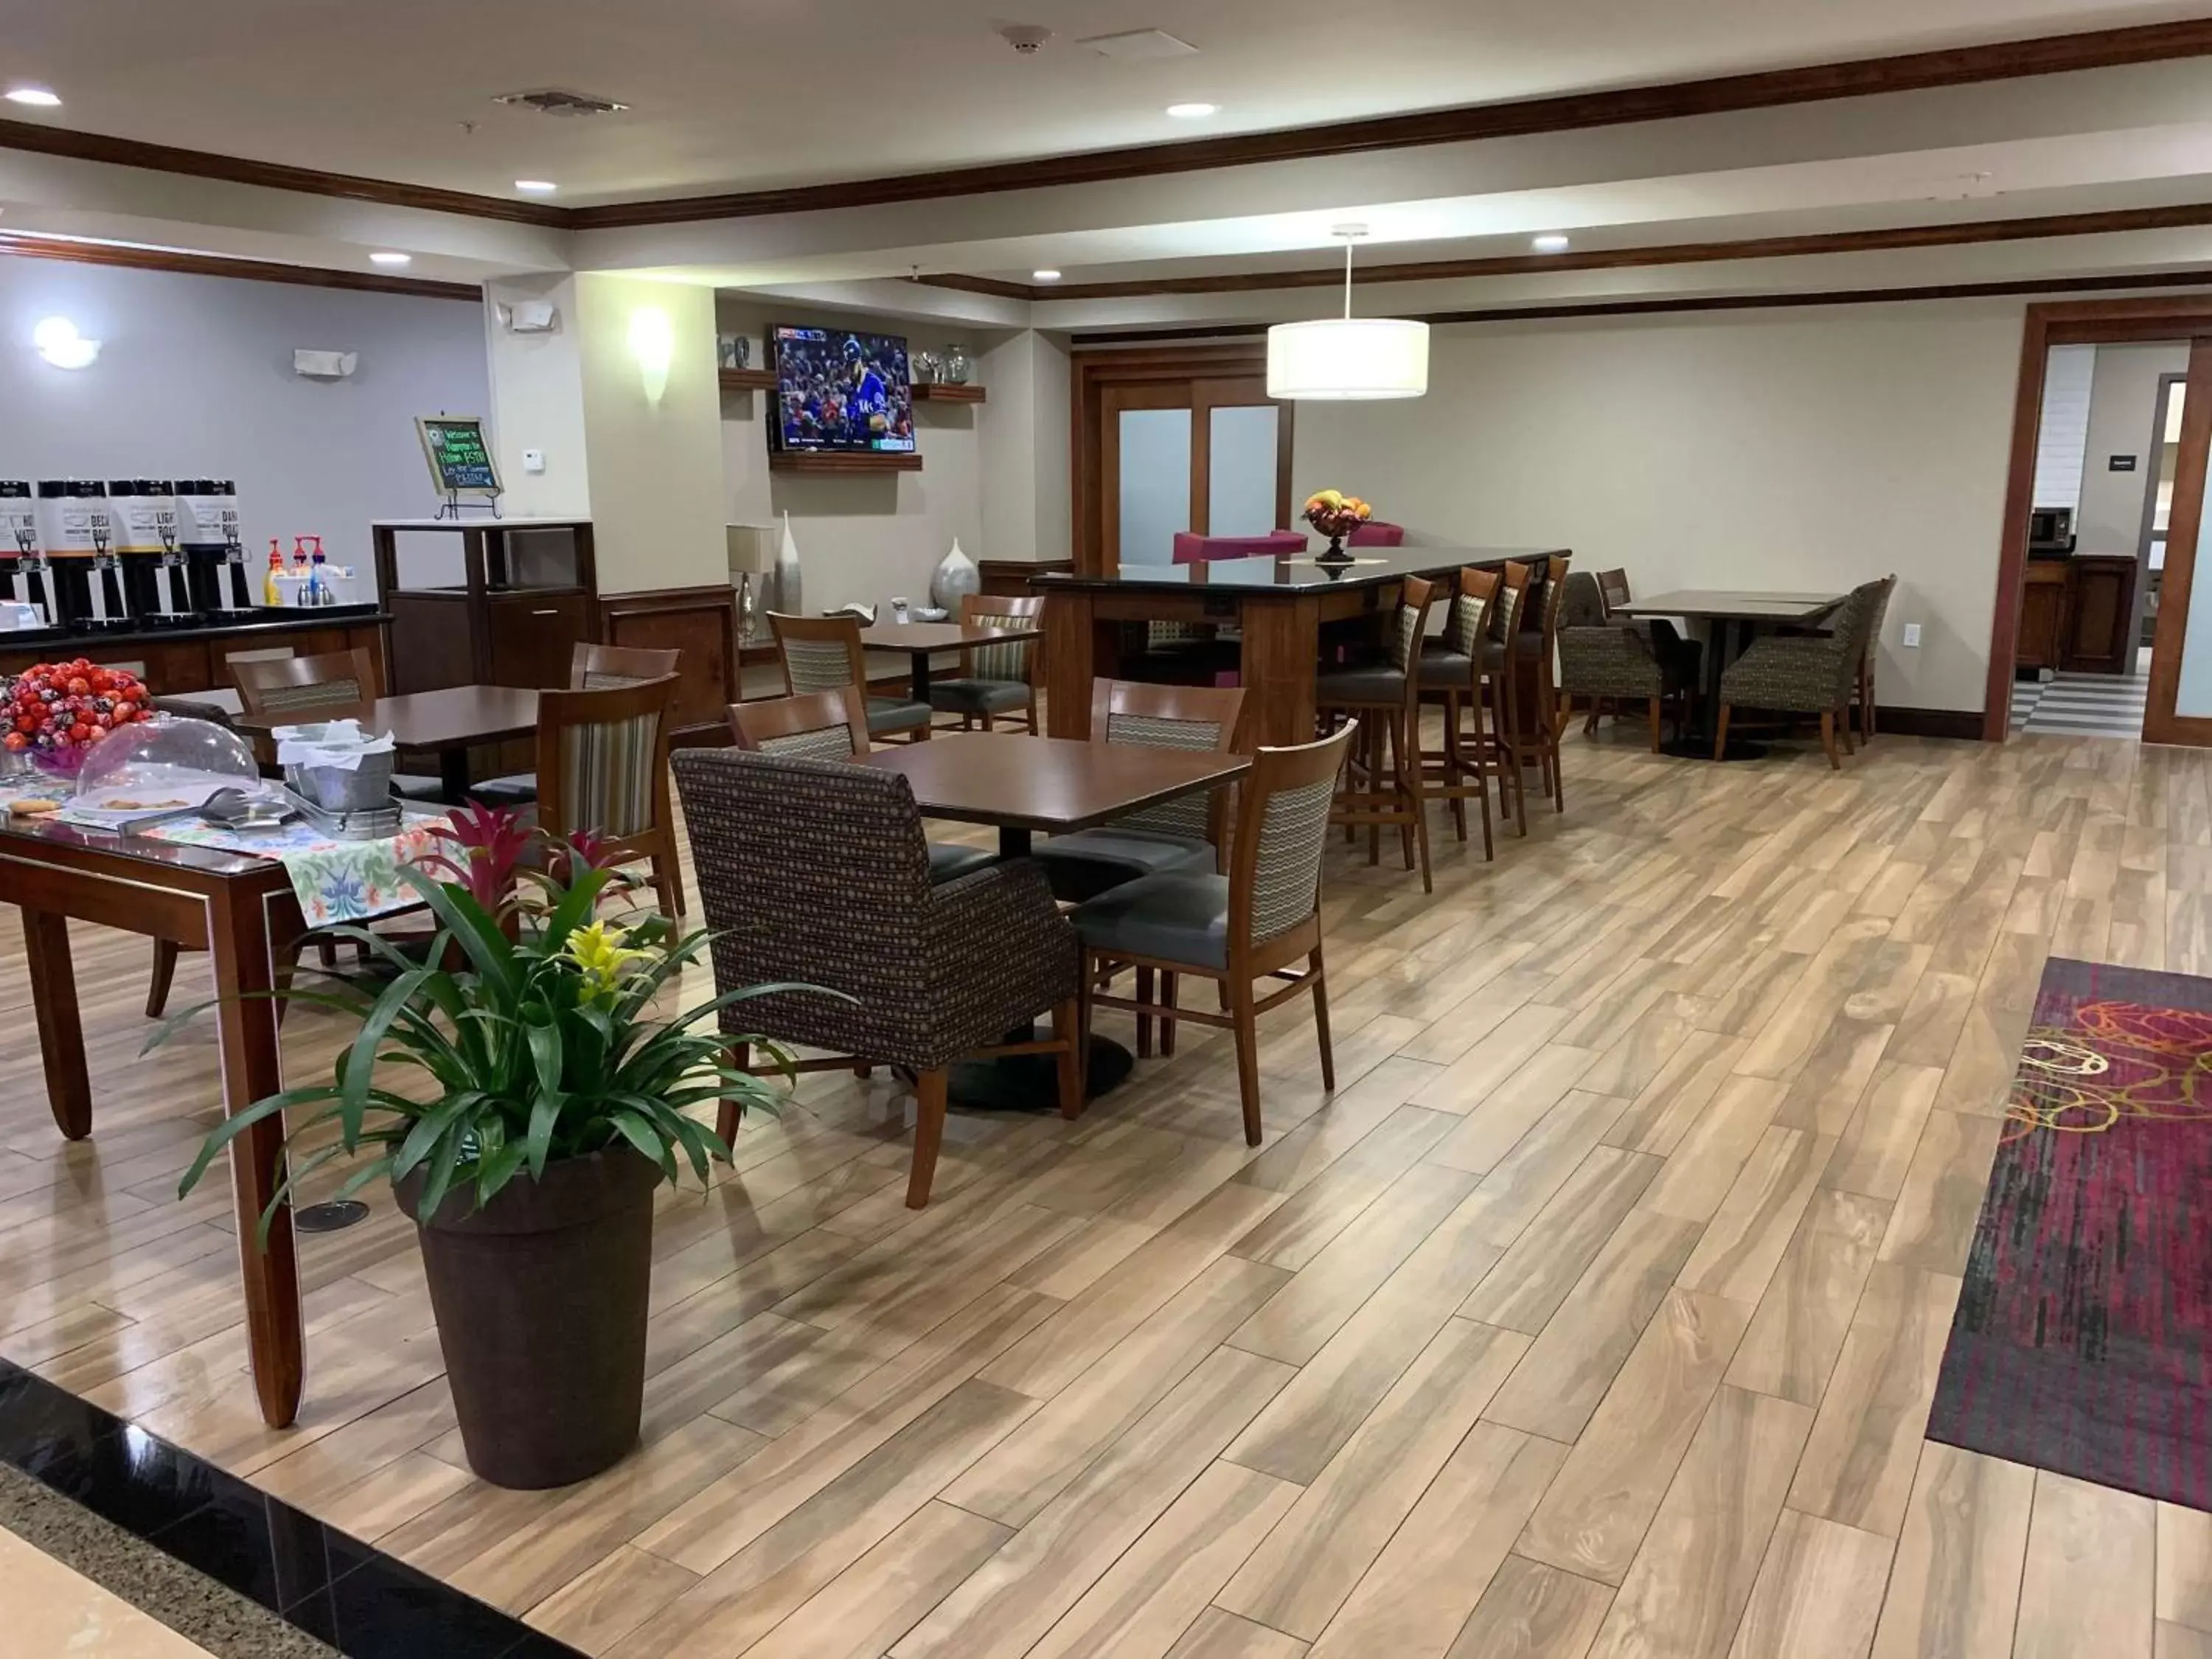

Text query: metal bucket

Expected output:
[285,747,395,813]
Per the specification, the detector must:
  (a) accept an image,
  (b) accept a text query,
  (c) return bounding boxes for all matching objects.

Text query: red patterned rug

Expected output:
[1927,957,2212,1509]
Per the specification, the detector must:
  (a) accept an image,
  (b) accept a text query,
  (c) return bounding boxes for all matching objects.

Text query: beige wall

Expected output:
[2075,341,2187,559]
[1293,300,2028,714]
[483,274,590,521]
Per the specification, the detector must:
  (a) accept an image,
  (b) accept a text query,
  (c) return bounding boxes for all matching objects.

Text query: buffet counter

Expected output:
[0,606,388,694]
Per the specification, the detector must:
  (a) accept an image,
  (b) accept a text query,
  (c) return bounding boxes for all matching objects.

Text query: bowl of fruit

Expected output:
[1303,490,1374,561]
[4,659,155,780]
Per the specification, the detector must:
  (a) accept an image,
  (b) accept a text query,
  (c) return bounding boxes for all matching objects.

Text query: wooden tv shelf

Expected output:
[718,367,777,392]
[912,383,986,403]
[768,450,924,475]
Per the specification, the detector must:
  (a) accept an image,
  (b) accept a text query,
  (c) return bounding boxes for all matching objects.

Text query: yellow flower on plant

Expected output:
[564,920,653,1003]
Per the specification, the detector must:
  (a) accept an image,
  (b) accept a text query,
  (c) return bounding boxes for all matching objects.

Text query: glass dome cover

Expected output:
[72,714,260,804]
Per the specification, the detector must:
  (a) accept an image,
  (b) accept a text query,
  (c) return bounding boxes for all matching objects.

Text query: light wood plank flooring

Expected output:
[3,722,2208,1659]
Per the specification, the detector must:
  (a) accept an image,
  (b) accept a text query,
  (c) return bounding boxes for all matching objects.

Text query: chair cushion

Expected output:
[1315,664,1410,706]
[1071,872,1231,970]
[1034,828,1215,902]
[467,773,538,806]
[390,772,450,801]
[866,697,933,734]
[1416,649,1476,689]
[928,678,1032,716]
[927,841,997,884]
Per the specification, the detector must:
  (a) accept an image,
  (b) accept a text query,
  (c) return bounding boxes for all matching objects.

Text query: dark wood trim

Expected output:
[2144,337,2212,745]
[768,450,925,475]
[910,273,1035,301]
[0,233,481,302]
[718,367,778,392]
[1069,271,2212,347]
[978,557,1074,597]
[912,383,987,403]
[564,19,2212,228]
[1876,705,1986,740]
[0,115,566,226]
[946,201,2212,304]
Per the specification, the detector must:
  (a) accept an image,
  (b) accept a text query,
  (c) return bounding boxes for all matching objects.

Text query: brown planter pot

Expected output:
[397,1146,660,1490]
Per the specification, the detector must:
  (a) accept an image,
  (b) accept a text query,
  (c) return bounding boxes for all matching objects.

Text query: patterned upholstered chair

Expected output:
[1316,574,1441,892]
[929,593,1043,733]
[1411,566,1501,859]
[469,643,684,808]
[672,748,1083,1206]
[769,611,931,743]
[727,687,995,886]
[1072,722,1354,1146]
[1557,572,1694,753]
[532,675,685,914]
[1591,568,1703,704]
[1851,574,1899,741]
[229,646,443,799]
[1714,579,1884,768]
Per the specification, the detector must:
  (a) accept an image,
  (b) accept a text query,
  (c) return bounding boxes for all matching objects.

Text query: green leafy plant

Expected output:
[166,810,810,1236]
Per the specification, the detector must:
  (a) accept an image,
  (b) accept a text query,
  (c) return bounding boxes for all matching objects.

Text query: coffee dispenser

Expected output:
[177,479,254,616]
[0,483,58,629]
[38,480,131,631]
[132,482,199,626]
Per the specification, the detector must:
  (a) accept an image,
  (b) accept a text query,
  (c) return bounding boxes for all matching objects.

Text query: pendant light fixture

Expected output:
[1266,224,1428,400]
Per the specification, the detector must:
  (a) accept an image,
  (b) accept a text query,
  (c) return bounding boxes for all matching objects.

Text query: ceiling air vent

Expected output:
[493,88,631,117]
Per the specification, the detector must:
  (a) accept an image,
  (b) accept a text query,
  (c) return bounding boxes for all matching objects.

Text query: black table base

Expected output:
[949,1034,1135,1113]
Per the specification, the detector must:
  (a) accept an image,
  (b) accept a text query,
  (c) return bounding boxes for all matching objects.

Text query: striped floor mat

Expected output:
[2012,672,2148,739]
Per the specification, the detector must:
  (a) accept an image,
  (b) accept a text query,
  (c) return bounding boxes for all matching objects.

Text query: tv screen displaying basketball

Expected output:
[771,326,916,454]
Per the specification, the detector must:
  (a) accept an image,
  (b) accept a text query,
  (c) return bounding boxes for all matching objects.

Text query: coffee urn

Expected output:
[0,482,58,628]
[177,479,254,616]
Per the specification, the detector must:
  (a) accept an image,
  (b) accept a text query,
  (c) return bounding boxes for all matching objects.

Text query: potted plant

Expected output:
[170,805,796,1489]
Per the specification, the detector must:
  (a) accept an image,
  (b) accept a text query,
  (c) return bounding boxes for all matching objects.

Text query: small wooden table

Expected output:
[237,685,540,799]
[858,733,1251,1107]
[1613,589,1845,757]
[0,816,307,1427]
[858,622,1043,706]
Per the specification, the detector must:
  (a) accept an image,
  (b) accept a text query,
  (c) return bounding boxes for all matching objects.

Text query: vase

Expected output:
[930,538,980,611]
[942,344,970,386]
[400,1146,661,1489]
[773,510,802,617]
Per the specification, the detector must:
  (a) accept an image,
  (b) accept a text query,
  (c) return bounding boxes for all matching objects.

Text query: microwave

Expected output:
[2028,506,2074,552]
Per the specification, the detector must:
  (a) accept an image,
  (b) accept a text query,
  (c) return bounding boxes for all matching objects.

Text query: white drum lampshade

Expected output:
[1267,317,1429,401]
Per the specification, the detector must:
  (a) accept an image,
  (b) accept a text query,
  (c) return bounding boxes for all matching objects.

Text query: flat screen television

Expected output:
[771,325,917,454]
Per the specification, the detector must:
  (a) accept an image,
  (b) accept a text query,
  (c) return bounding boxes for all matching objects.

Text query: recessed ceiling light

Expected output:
[1032,268,1062,282]
[514,179,558,194]
[4,87,60,108]
[1165,102,1218,119]
[1531,233,1571,254]
[369,251,412,267]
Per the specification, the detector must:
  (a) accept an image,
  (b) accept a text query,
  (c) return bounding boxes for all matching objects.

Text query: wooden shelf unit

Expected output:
[913,382,986,403]
[718,367,778,392]
[768,449,924,476]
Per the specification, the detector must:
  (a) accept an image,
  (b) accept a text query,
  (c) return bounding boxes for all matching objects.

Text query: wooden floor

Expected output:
[2,722,2209,1659]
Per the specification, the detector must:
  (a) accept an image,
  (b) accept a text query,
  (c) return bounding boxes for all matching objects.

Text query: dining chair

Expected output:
[769,611,931,743]
[1557,571,1694,752]
[532,675,685,914]
[1597,568,1635,616]
[1581,568,1702,731]
[1530,554,1573,815]
[1851,574,1899,741]
[726,686,995,886]
[229,646,446,800]
[470,642,685,808]
[1714,579,1885,768]
[672,748,1083,1206]
[1316,575,1440,892]
[929,592,1043,733]
[1412,566,1501,860]
[1071,721,1354,1147]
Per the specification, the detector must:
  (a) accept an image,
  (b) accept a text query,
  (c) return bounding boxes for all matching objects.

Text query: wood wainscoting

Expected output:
[978,557,1074,597]
[599,585,740,745]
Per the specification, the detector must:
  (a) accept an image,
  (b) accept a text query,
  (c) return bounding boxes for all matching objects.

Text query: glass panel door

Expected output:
[1115,407,1193,568]
[1206,405,1281,538]
[2146,335,2212,741]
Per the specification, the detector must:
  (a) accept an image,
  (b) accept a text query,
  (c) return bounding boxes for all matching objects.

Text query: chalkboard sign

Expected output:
[415,416,503,497]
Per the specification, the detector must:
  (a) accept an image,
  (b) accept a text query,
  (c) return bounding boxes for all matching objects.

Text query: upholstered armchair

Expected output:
[1714,579,1883,768]
[672,748,1083,1206]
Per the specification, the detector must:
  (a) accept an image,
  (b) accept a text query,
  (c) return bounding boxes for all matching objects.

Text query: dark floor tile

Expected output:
[290,1550,564,1659]
[0,1363,126,1475]
[24,1422,223,1540]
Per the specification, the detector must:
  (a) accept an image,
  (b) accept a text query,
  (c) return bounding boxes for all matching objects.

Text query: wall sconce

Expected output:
[32,316,98,369]
[628,306,673,403]
[293,349,358,379]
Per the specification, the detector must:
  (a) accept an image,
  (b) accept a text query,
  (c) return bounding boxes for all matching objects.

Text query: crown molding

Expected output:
[0,234,482,301]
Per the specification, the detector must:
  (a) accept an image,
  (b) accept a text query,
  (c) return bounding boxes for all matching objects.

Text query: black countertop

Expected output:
[1030,546,1569,595]
[0,605,385,656]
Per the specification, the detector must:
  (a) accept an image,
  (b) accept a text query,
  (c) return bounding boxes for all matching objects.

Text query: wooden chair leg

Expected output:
[1397,709,1433,894]
[1838,706,1856,757]
[1467,681,1494,863]
[1025,700,1039,736]
[905,1068,949,1208]
[1050,996,1084,1120]
[1310,945,1335,1093]
[653,850,684,919]
[1159,971,1178,1057]
[1819,710,1842,770]
[1388,712,1416,875]
[1648,695,1663,754]
[145,939,179,1020]
[1230,981,1263,1147]
[1714,703,1732,762]
[717,1040,750,1147]
[1135,965,1155,1058]
[1441,693,1467,843]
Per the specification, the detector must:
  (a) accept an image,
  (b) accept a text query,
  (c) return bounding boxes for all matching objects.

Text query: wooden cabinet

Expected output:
[2017,560,2069,673]
[2015,554,2140,677]
[373,519,598,694]
[489,592,592,691]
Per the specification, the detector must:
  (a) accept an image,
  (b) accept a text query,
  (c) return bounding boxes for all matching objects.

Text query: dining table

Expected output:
[857,731,1251,1107]
[858,621,1043,706]
[235,684,540,799]
[1611,588,1846,759]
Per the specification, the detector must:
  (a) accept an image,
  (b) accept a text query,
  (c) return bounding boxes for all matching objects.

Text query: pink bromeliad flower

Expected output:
[422,801,535,912]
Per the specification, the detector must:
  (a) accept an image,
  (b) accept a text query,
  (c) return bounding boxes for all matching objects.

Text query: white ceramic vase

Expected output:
[773,510,803,616]
[930,538,980,611]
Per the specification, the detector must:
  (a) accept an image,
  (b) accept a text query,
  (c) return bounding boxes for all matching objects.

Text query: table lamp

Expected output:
[726,524,778,642]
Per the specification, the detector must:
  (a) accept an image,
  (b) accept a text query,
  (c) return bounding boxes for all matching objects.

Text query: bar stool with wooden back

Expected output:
[533,675,686,915]
[929,593,1045,733]
[727,686,995,887]
[769,611,931,743]
[469,641,684,809]
[1529,553,1573,816]
[1412,566,1502,860]
[1071,722,1354,1145]
[1464,561,1534,835]
[1315,575,1441,891]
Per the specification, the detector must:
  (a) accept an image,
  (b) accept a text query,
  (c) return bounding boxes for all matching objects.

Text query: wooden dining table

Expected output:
[858,621,1043,706]
[235,685,540,799]
[857,731,1251,1106]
